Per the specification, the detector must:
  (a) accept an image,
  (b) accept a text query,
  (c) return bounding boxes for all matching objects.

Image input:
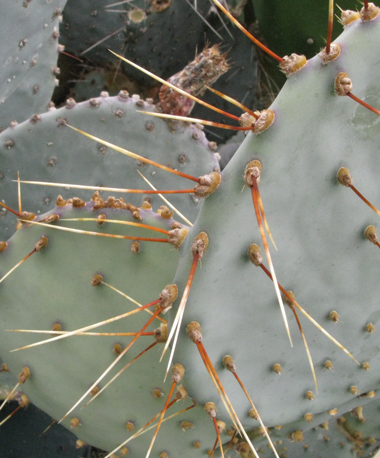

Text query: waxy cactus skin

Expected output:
[1,2,380,457]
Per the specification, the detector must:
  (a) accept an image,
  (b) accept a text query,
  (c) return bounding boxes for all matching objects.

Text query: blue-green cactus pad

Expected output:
[172,12,380,435]
[0,93,219,240]
[0,0,67,131]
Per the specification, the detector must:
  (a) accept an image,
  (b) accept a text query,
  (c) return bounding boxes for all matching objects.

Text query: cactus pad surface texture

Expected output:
[1,2,380,458]
[0,0,67,131]
[0,94,219,241]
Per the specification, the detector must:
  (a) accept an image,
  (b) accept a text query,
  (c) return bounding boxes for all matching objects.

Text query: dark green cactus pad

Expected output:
[252,0,362,97]
[0,401,88,458]
[253,0,360,59]
[0,0,67,132]
[0,93,219,241]
[59,0,258,143]
[67,67,135,102]
[60,0,213,83]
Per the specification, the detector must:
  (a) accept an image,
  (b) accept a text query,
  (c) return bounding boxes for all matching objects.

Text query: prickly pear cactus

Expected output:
[60,0,208,80]
[174,9,380,423]
[2,2,380,458]
[170,7,380,455]
[0,93,219,240]
[253,0,359,59]
[59,0,259,142]
[0,201,218,456]
[0,399,85,458]
[0,0,67,131]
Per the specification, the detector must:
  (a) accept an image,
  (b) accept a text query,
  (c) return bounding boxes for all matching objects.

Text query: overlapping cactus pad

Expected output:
[173,9,380,455]
[0,201,217,456]
[0,92,219,240]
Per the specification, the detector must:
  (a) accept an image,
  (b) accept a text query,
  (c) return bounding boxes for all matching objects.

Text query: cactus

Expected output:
[59,0,253,83]
[0,0,67,131]
[59,0,258,142]
[0,403,84,457]
[173,8,380,422]
[2,1,380,458]
[60,0,208,78]
[254,0,360,59]
[0,94,218,240]
[0,201,218,456]
[0,357,82,456]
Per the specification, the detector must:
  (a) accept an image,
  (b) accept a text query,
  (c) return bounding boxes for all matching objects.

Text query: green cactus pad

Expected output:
[59,0,258,143]
[244,393,380,458]
[172,9,380,434]
[60,0,213,82]
[253,0,361,59]
[0,0,67,131]
[0,93,219,241]
[0,202,220,455]
[0,400,86,458]
[2,2,380,457]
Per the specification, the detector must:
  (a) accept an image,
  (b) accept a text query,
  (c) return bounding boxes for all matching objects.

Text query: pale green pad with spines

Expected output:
[173,13,380,438]
[0,94,219,240]
[0,0,67,131]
